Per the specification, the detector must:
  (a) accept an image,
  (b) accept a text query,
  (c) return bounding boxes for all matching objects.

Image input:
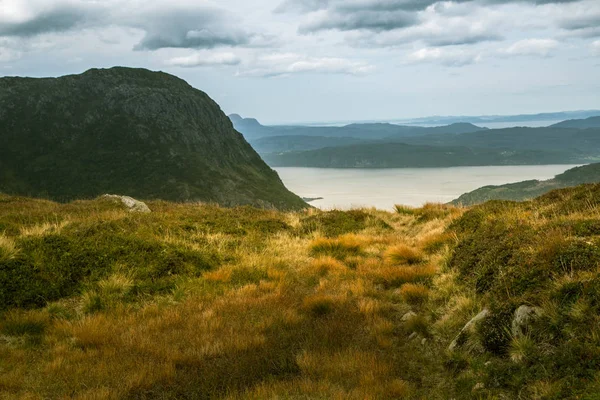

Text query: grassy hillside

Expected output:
[2,187,600,398]
[551,116,600,129]
[452,162,600,206]
[263,142,577,168]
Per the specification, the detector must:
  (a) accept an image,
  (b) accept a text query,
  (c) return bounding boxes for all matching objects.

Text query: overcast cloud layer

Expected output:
[0,0,598,124]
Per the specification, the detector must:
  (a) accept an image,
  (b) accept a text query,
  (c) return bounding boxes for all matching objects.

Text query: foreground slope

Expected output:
[452,162,600,205]
[0,67,305,209]
[2,186,600,398]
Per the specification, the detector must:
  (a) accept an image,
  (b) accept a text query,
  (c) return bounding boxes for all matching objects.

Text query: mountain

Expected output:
[550,116,600,129]
[230,114,487,142]
[402,126,600,155]
[451,162,600,206]
[398,110,600,126]
[250,135,367,154]
[0,67,306,209]
[262,142,576,168]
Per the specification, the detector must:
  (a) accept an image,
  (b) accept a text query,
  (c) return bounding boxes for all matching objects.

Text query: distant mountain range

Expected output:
[0,68,306,209]
[229,114,487,141]
[394,110,600,126]
[231,113,600,169]
[451,163,600,206]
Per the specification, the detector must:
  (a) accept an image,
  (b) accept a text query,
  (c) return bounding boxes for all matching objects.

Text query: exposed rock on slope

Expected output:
[0,67,306,210]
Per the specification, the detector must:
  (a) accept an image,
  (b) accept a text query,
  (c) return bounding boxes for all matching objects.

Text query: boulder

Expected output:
[102,195,151,213]
[511,305,542,338]
[448,309,489,351]
[401,311,417,322]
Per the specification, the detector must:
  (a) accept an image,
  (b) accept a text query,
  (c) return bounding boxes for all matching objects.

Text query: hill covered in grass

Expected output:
[0,68,305,210]
[452,162,600,206]
[2,186,600,398]
[551,116,600,129]
[262,142,576,168]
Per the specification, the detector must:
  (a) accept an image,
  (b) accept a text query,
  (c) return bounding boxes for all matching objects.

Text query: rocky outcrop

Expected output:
[448,309,489,351]
[511,305,542,338]
[101,195,151,213]
[0,67,306,210]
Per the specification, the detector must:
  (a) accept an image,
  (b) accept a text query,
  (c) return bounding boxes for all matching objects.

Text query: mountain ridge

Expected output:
[0,67,306,209]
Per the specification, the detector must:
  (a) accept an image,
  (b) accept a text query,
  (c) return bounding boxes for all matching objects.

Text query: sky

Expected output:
[0,0,599,125]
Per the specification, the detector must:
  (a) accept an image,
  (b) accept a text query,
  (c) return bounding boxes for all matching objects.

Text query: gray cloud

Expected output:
[559,13,600,37]
[0,1,264,51]
[130,8,252,50]
[299,10,418,33]
[277,0,583,17]
[0,3,98,37]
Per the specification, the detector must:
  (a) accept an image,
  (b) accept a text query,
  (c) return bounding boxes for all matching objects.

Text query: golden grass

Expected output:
[0,194,466,399]
[384,244,424,265]
[310,234,363,260]
[418,232,454,254]
[19,219,70,237]
[0,234,18,262]
[359,260,437,288]
[398,283,430,306]
[308,256,348,276]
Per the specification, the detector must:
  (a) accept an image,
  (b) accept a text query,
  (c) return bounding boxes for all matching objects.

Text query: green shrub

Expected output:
[476,305,514,355]
[299,210,390,237]
[0,221,220,310]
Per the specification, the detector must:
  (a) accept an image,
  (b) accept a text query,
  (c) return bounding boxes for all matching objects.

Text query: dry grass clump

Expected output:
[395,203,461,222]
[302,294,345,317]
[509,335,536,363]
[398,283,430,306]
[310,235,363,260]
[362,263,437,288]
[308,256,348,276]
[419,232,454,254]
[385,244,424,265]
[0,234,18,262]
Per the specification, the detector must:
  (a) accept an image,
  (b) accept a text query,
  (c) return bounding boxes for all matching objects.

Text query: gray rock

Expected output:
[401,311,417,322]
[511,305,542,338]
[102,194,151,213]
[448,309,490,351]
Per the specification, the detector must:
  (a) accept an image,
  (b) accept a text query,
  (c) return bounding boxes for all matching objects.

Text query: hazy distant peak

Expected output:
[551,116,600,129]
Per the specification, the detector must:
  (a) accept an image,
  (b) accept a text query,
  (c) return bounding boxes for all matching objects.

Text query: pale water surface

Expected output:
[275,165,582,210]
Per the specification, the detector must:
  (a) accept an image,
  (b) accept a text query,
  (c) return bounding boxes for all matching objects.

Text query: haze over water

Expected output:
[276,165,582,210]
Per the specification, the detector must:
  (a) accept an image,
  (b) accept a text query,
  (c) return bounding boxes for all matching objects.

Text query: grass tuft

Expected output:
[398,283,430,306]
[385,244,425,265]
[310,235,363,260]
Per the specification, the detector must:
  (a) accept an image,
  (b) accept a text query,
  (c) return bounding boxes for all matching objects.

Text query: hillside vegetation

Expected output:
[0,68,305,210]
[2,186,600,398]
[263,142,575,168]
[452,162,600,206]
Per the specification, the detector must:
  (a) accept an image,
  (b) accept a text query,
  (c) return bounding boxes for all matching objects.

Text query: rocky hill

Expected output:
[0,67,305,209]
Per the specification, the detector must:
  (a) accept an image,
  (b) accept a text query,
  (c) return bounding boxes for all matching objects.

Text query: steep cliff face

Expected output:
[0,67,306,209]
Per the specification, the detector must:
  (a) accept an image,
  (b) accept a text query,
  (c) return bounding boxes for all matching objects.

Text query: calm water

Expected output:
[275,165,582,210]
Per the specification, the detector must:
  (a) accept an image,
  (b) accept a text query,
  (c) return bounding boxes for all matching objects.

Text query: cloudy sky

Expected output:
[0,0,599,124]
